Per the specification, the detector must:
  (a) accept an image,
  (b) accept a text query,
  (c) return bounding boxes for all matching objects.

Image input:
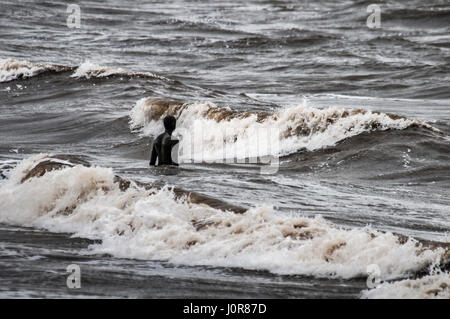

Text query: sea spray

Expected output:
[0,155,445,280]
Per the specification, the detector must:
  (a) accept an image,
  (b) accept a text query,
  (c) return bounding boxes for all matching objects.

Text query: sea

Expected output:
[0,0,449,299]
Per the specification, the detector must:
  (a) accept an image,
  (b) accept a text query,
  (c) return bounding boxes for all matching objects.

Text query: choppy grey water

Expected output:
[0,0,449,298]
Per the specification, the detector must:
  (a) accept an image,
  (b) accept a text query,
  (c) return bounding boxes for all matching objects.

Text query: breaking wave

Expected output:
[129,97,436,161]
[362,273,450,299]
[71,61,172,82]
[0,155,447,280]
[0,58,73,83]
[0,58,170,83]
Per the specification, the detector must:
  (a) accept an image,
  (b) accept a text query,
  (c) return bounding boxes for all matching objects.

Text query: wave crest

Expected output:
[0,58,170,83]
[0,155,447,280]
[0,58,72,83]
[71,61,171,82]
[362,273,450,299]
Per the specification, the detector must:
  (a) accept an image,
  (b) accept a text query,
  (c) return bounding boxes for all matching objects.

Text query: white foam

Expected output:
[362,273,450,299]
[129,98,425,161]
[0,58,48,82]
[0,155,445,280]
[0,58,169,82]
[71,61,171,82]
[71,61,128,79]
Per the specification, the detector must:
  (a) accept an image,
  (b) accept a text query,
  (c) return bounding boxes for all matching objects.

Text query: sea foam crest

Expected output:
[130,97,427,161]
[0,58,168,82]
[362,273,450,299]
[0,155,445,280]
[71,61,171,81]
[0,58,57,83]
